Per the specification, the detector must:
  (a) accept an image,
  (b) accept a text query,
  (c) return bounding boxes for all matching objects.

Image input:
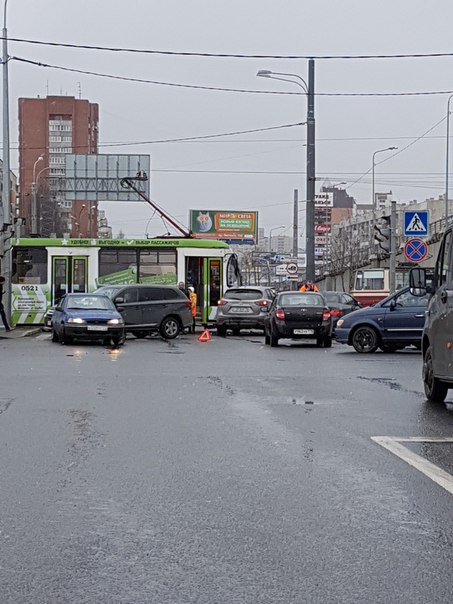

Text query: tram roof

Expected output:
[12,237,230,249]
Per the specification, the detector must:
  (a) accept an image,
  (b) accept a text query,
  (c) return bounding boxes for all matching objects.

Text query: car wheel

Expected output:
[51,329,59,343]
[160,317,180,339]
[323,336,332,348]
[217,325,227,337]
[131,330,147,339]
[264,332,270,345]
[351,325,379,353]
[423,346,448,403]
[232,328,240,336]
[270,329,279,347]
[62,330,73,345]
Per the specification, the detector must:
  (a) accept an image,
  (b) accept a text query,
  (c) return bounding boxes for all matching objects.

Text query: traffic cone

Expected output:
[198,328,212,343]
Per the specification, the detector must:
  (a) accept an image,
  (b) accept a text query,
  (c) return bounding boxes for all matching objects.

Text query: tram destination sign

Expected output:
[189,210,258,244]
[64,154,150,201]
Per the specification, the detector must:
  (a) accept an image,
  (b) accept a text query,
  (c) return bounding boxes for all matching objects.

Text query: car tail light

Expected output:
[218,299,228,306]
[256,299,268,307]
[184,300,192,309]
[322,309,331,321]
[275,309,285,320]
[330,308,343,317]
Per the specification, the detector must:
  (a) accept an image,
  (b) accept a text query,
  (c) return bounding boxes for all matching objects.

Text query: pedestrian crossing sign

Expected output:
[404,210,429,237]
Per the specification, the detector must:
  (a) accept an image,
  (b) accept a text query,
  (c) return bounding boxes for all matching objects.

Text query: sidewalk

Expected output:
[0,327,42,339]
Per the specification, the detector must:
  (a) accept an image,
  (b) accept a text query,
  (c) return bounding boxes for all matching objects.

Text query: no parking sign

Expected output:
[403,238,428,263]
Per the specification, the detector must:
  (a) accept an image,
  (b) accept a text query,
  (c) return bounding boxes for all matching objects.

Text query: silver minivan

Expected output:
[410,229,453,402]
[95,284,193,339]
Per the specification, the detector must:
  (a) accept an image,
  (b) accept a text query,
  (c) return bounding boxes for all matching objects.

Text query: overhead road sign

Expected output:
[404,211,429,237]
[403,238,428,263]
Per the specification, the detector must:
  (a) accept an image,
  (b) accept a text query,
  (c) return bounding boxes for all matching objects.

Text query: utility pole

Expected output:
[293,189,298,290]
[389,200,397,294]
[306,59,315,282]
[1,0,11,323]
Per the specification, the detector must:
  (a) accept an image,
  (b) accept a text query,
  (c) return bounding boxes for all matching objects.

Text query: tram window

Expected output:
[138,250,176,283]
[354,270,384,291]
[99,249,137,280]
[12,248,47,284]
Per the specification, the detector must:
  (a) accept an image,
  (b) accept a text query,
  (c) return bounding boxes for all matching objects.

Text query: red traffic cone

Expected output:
[198,328,212,343]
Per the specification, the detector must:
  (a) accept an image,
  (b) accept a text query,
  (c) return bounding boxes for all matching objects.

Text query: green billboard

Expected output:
[189,210,258,244]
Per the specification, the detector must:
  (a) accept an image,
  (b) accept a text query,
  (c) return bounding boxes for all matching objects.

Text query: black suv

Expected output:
[95,285,192,339]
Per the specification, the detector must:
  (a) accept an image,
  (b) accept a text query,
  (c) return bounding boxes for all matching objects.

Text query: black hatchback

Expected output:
[264,291,333,347]
[95,284,193,339]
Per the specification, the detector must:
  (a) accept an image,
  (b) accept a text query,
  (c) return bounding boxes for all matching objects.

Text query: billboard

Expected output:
[189,210,258,244]
[64,154,150,201]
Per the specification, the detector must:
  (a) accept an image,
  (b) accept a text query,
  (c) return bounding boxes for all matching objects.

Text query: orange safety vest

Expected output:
[189,291,197,317]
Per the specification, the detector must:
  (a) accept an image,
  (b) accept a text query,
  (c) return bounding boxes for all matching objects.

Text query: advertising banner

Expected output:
[189,210,258,244]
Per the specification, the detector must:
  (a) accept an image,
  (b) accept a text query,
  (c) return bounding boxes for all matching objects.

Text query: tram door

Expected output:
[51,256,88,305]
[186,256,223,324]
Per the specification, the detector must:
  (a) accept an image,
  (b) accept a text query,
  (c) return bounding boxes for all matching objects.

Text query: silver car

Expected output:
[216,286,275,336]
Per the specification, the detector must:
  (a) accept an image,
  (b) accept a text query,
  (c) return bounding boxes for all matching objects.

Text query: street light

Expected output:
[445,94,453,224]
[268,225,285,253]
[257,61,316,282]
[31,155,44,234]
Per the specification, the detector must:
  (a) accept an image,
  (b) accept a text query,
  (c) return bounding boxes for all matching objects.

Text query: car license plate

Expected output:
[294,329,314,335]
[87,325,108,332]
[230,307,252,314]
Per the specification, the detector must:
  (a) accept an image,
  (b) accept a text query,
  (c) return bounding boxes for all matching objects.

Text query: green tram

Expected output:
[10,237,241,326]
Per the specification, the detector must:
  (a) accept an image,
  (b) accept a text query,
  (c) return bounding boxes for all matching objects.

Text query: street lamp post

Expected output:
[268,225,285,253]
[1,0,11,322]
[371,147,397,248]
[445,94,453,225]
[31,155,44,234]
[257,60,316,281]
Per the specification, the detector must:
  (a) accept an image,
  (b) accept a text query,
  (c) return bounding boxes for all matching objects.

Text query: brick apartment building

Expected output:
[18,96,99,237]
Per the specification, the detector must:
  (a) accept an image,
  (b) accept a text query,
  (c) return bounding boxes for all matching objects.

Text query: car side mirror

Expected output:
[409,268,427,296]
[389,299,397,311]
[55,305,62,312]
[114,297,124,305]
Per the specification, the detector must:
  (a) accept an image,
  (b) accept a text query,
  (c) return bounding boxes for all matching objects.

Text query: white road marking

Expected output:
[372,436,453,496]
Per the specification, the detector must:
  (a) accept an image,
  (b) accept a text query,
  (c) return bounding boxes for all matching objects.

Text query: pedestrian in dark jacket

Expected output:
[0,276,11,331]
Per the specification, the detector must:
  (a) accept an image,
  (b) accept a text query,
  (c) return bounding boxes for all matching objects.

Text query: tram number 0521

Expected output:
[21,285,39,292]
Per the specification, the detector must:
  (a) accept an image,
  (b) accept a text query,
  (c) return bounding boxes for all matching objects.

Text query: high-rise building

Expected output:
[18,96,99,236]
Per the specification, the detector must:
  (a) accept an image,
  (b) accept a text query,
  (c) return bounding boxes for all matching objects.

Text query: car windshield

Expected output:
[279,294,324,307]
[224,289,263,301]
[323,293,342,304]
[66,296,115,310]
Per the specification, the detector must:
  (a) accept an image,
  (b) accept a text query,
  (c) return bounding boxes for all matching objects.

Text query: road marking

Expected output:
[371,436,453,496]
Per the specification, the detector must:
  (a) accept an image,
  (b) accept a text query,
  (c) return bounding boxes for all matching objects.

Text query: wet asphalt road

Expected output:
[1,331,453,604]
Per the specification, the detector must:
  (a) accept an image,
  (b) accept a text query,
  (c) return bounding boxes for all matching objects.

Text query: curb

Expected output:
[0,327,42,339]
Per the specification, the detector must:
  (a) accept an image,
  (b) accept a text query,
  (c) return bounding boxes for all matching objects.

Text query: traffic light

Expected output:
[374,215,390,252]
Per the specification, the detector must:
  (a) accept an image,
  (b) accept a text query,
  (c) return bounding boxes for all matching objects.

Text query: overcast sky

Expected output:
[6,0,453,238]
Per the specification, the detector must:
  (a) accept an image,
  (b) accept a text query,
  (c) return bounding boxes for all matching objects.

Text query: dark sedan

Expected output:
[51,293,125,346]
[264,291,333,348]
[322,291,361,326]
[335,286,430,353]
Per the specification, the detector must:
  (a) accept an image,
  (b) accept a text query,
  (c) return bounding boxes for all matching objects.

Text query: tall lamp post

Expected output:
[257,60,316,281]
[371,147,397,247]
[31,156,44,234]
[445,94,453,225]
[268,225,285,253]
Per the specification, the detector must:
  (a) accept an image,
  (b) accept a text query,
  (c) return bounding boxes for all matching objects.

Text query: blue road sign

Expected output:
[404,238,428,263]
[404,210,428,237]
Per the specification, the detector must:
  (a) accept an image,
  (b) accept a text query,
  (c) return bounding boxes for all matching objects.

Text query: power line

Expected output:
[6,36,453,60]
[12,56,453,97]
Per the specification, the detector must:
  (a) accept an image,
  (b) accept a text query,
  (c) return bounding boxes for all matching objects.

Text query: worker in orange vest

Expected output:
[299,280,319,292]
[188,286,197,333]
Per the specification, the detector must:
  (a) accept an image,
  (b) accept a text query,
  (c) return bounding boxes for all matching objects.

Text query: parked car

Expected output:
[335,286,430,353]
[321,291,361,326]
[51,293,125,345]
[216,286,275,336]
[264,291,333,348]
[95,284,192,339]
[43,306,54,330]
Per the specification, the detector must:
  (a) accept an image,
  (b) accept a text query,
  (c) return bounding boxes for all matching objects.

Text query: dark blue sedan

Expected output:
[51,293,125,346]
[335,287,430,353]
